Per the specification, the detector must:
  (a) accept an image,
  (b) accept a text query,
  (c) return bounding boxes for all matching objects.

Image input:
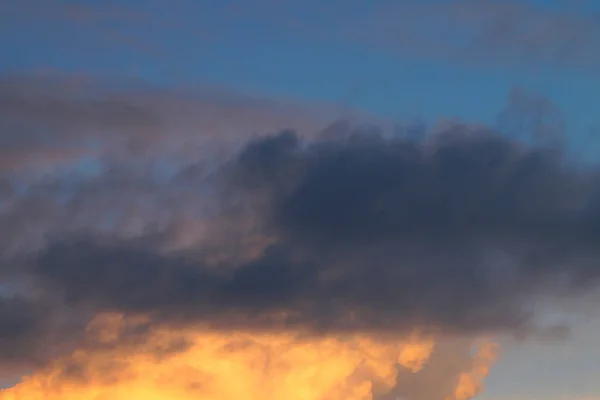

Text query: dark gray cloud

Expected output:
[17,124,600,345]
[0,87,598,379]
[0,293,90,380]
[0,296,41,358]
[0,73,354,376]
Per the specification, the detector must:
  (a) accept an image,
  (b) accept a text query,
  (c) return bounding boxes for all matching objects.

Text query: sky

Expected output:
[1,0,600,399]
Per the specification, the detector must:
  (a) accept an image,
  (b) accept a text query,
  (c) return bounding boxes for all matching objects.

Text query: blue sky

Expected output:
[2,1,600,399]
[2,0,600,127]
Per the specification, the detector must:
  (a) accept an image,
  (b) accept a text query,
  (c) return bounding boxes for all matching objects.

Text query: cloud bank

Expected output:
[0,74,598,399]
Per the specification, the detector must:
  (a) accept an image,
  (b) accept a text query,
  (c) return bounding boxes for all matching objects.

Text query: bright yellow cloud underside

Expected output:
[0,313,494,400]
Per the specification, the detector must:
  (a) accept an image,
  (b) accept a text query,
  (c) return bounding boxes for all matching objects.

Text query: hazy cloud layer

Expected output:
[236,0,600,70]
[348,0,600,69]
[0,74,343,174]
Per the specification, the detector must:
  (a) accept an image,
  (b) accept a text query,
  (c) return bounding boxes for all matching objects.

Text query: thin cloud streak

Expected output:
[4,1,600,73]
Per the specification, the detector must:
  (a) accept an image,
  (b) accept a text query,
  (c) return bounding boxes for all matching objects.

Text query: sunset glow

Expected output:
[0,313,454,400]
[2,1,600,399]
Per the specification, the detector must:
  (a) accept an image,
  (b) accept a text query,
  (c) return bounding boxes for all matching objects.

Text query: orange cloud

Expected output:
[448,340,499,400]
[0,312,440,400]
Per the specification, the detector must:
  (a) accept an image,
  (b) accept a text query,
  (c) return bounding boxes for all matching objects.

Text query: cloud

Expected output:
[15,122,598,342]
[0,73,343,174]
[0,76,596,398]
[337,0,600,70]
[0,316,433,400]
[5,1,599,73]
[0,311,500,400]
[0,0,180,61]
[234,0,600,71]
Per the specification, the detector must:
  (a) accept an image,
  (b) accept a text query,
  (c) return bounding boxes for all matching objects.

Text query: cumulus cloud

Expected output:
[0,75,597,399]
[18,122,599,339]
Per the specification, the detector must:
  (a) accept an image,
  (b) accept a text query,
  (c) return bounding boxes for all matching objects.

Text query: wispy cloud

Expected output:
[5,1,599,73]
[341,0,600,70]
[0,73,343,174]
